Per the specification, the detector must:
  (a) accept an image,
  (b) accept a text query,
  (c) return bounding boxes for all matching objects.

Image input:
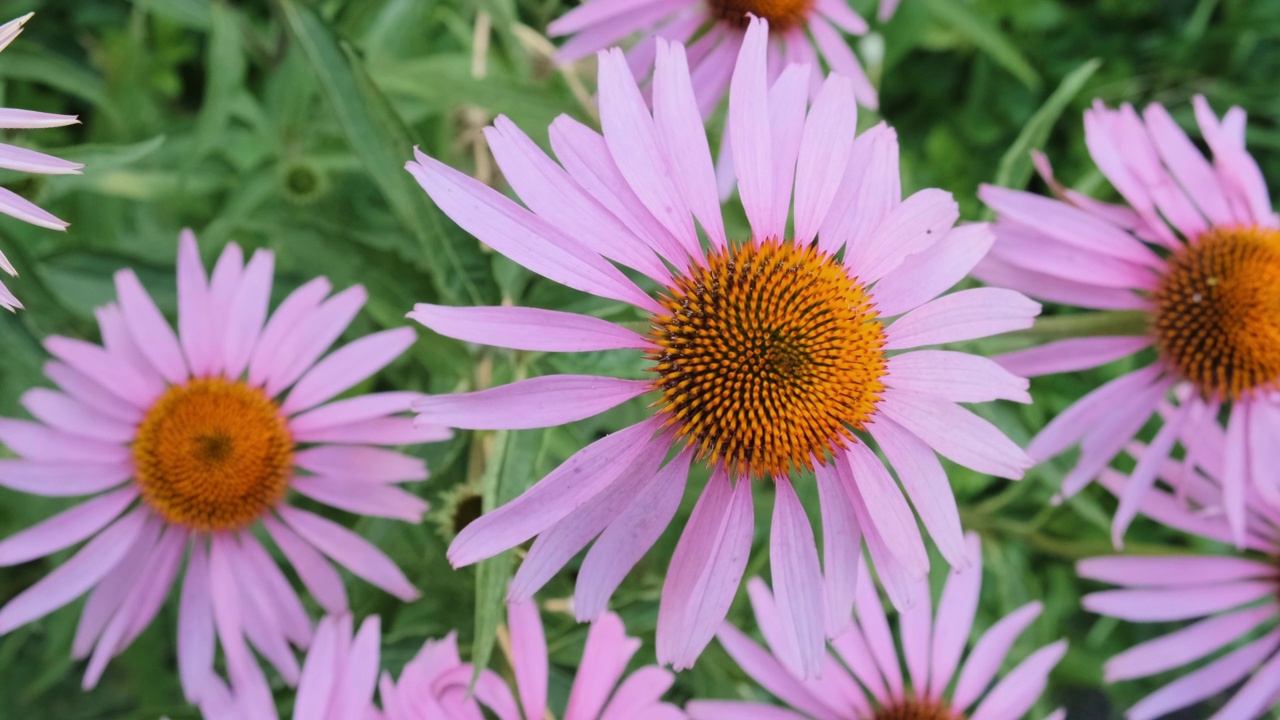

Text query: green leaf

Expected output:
[190,1,247,162]
[921,0,1041,89]
[994,58,1102,190]
[275,0,499,306]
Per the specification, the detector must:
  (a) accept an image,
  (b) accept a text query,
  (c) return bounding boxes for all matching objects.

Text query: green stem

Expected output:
[1003,310,1150,343]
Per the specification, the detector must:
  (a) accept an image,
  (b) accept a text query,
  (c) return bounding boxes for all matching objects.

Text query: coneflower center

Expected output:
[874,699,964,720]
[133,378,294,532]
[705,0,814,31]
[648,238,886,478]
[1151,225,1280,400]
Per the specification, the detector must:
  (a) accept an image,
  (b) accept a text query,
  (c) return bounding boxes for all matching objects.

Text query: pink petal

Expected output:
[769,477,825,679]
[1104,605,1275,682]
[870,223,994,318]
[0,185,66,230]
[45,336,162,409]
[44,360,143,424]
[448,418,661,567]
[0,418,130,464]
[114,269,188,385]
[507,600,549,720]
[178,538,215,702]
[247,276,333,389]
[1127,630,1280,720]
[20,388,135,443]
[336,615,381,719]
[0,506,147,633]
[0,108,79,128]
[989,220,1159,289]
[565,611,640,720]
[236,536,311,650]
[656,469,754,670]
[687,700,810,720]
[887,350,1030,404]
[292,417,450,445]
[968,640,1067,720]
[713,621,841,720]
[575,452,692,621]
[289,392,420,433]
[0,142,82,174]
[599,666,676,720]
[281,327,415,415]
[952,601,1043,711]
[0,485,137,566]
[220,249,275,380]
[208,535,274,714]
[817,0,868,33]
[808,15,877,108]
[409,303,649,353]
[293,615,340,718]
[851,561,905,698]
[814,462,862,638]
[877,389,1032,479]
[1083,581,1275,622]
[1027,365,1163,461]
[728,18,776,239]
[0,459,130,497]
[263,516,348,615]
[293,445,426,484]
[176,230,216,377]
[928,533,984,698]
[277,505,419,601]
[72,516,161,661]
[205,243,246,378]
[849,188,959,282]
[413,375,650,430]
[899,579,933,694]
[793,74,857,244]
[765,62,810,236]
[884,288,1040,350]
[840,442,929,578]
[973,254,1149,311]
[838,457,922,611]
[291,476,428,523]
[994,336,1149,378]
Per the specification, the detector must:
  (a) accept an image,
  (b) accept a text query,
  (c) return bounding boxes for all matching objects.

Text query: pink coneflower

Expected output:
[216,603,684,719]
[688,535,1066,720]
[0,12,84,310]
[978,97,1280,546]
[408,18,1036,676]
[0,231,446,708]
[1080,434,1280,720]
[548,0,886,116]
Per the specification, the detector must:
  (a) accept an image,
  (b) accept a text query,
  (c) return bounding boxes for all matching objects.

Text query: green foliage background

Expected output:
[0,0,1276,717]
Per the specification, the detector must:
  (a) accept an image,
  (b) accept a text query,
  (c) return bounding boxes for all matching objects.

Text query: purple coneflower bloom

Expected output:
[408,18,1036,675]
[0,12,84,310]
[978,97,1280,546]
[0,231,447,708]
[689,535,1065,720]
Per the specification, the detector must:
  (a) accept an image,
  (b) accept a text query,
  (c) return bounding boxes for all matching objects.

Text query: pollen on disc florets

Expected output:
[133,378,294,532]
[874,699,965,720]
[705,0,815,31]
[648,237,887,479]
[1151,225,1280,401]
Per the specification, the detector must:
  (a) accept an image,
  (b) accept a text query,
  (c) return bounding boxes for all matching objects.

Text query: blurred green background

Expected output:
[0,0,1276,717]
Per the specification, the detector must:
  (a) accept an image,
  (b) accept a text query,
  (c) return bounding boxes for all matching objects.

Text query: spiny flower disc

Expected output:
[705,0,814,31]
[648,238,887,478]
[1151,225,1280,400]
[874,700,965,720]
[134,378,294,532]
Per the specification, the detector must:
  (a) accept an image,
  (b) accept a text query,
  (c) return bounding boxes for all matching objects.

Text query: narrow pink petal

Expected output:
[899,578,933,694]
[808,15,877,108]
[263,516,347,615]
[1114,104,1208,239]
[596,48,700,257]
[0,185,66,229]
[178,538,215,702]
[951,601,1043,711]
[870,223,994,318]
[237,536,311,650]
[115,269,188,384]
[71,516,160,660]
[0,142,82,174]
[45,336,162,409]
[414,375,649,430]
[1209,643,1280,720]
[928,533,984,698]
[729,17,776,239]
[293,616,340,719]
[0,486,136,566]
[247,276,332,389]
[814,462,862,638]
[292,476,428,523]
[1083,581,1274,622]
[20,388,134,443]
[575,452,692,621]
[449,419,661,567]
[765,62,810,235]
[713,622,841,720]
[1105,605,1275,682]
[96,303,161,383]
[1127,630,1280,720]
[408,151,660,312]
[838,456,922,611]
[653,39,727,248]
[867,417,968,568]
[507,600,549,720]
[205,243,245,377]
[745,579,854,716]
[1112,400,1196,546]
[884,288,1040,350]
[293,416,450,445]
[0,108,78,128]
[281,327,415,415]
[208,536,274,715]
[656,470,754,670]
[220,249,275,380]
[851,561,905,698]
[293,445,426,484]
[841,442,929,578]
[0,418,130,464]
[553,1,684,65]
[995,336,1149,378]
[829,622,890,705]
[599,666,676,720]
[289,392,420,433]
[769,477,825,679]
[968,640,1067,720]
[1145,104,1234,224]
[0,507,147,633]
[849,188,959,282]
[1193,95,1273,226]
[485,116,669,281]
[688,700,810,720]
[793,74,857,244]
[409,303,649,353]
[44,361,142,424]
[176,230,215,377]
[1222,405,1249,547]
[277,506,419,601]
[973,254,1149,311]
[510,433,667,602]
[565,611,640,720]
[0,459,130,497]
[547,0,664,37]
[877,389,1032,479]
[1027,365,1163,461]
[227,541,300,686]
[887,350,1030,404]
[989,221,1159,290]
[336,615,381,719]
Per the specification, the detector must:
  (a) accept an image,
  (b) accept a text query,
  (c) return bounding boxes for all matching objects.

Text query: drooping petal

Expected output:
[0,485,137,566]
[277,506,419,602]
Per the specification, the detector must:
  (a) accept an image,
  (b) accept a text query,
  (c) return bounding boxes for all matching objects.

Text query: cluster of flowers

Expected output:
[0,2,1276,718]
